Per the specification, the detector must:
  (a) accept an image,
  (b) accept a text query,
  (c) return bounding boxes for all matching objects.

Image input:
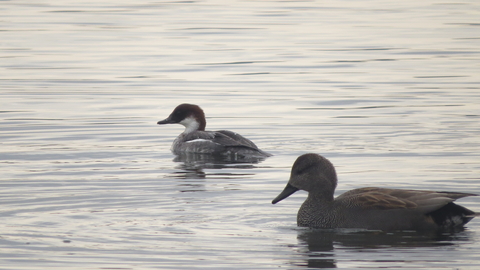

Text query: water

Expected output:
[1,0,480,269]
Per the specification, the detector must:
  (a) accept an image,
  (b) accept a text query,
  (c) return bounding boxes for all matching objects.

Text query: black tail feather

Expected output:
[428,202,476,229]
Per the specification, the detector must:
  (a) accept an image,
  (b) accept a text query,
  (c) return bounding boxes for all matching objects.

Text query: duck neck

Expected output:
[307,191,334,204]
[180,116,204,134]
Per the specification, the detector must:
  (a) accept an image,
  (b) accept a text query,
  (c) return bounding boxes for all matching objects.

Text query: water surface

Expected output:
[1,0,480,269]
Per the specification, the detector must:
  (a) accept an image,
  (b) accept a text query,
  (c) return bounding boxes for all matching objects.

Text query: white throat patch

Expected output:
[179,116,200,134]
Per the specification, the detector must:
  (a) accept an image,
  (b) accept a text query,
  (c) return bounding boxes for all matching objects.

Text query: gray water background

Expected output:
[1,0,480,269]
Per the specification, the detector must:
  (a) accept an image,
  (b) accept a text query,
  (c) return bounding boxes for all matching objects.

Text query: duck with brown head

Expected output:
[272,153,478,232]
[157,104,272,159]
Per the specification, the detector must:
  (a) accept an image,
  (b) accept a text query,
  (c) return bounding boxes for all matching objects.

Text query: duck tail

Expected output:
[428,202,476,229]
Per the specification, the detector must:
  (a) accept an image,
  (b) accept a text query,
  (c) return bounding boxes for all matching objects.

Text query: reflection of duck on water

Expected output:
[295,228,472,269]
[273,153,477,232]
[165,152,262,181]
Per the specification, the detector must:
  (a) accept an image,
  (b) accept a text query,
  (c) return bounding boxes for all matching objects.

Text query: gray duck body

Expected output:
[171,129,270,157]
[157,104,271,158]
[272,153,477,232]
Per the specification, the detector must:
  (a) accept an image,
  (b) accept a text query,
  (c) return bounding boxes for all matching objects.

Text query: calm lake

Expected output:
[1,0,480,269]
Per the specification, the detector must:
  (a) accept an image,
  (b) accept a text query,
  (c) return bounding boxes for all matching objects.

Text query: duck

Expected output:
[157,103,271,158]
[272,153,478,231]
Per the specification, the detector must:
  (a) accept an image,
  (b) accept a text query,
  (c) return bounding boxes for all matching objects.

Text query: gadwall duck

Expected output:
[272,153,477,231]
[157,104,271,158]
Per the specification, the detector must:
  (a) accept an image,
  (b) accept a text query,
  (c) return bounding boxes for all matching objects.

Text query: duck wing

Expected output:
[215,130,259,149]
[180,130,271,157]
[183,130,258,149]
[338,190,417,210]
[337,187,477,213]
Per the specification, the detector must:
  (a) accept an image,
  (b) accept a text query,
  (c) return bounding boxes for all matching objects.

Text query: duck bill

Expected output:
[272,183,299,204]
[157,117,174,125]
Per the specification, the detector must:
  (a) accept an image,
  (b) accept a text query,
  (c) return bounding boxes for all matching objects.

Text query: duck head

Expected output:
[157,103,207,133]
[272,153,338,204]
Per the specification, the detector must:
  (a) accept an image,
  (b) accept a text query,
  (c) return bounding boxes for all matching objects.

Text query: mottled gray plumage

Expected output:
[272,153,477,231]
[157,104,271,158]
